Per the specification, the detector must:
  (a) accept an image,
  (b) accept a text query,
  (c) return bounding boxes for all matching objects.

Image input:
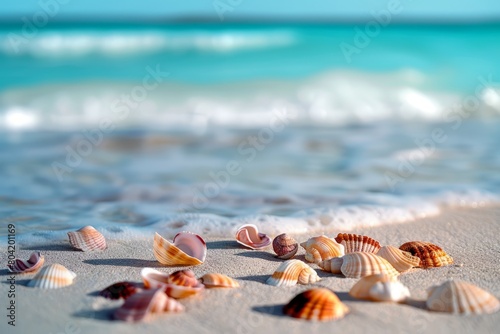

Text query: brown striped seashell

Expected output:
[67,225,106,251]
[114,289,184,322]
[426,280,500,315]
[283,288,349,321]
[153,232,206,266]
[141,268,204,299]
[377,246,421,273]
[300,235,344,264]
[99,282,142,300]
[349,274,410,302]
[27,264,76,289]
[399,241,453,268]
[199,273,239,288]
[319,252,399,279]
[266,259,320,286]
[272,233,299,259]
[334,233,381,254]
[317,256,344,274]
[7,251,45,274]
[235,224,271,250]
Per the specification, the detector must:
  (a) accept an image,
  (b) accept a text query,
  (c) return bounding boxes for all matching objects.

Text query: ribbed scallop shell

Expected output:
[300,236,345,264]
[114,289,184,322]
[266,259,320,286]
[283,288,349,321]
[272,233,298,259]
[153,232,206,266]
[426,280,500,315]
[99,282,142,300]
[320,252,399,279]
[67,225,106,251]
[167,269,199,287]
[235,224,271,250]
[377,246,421,273]
[199,273,239,288]
[349,274,410,302]
[399,241,453,268]
[141,268,204,299]
[7,251,45,274]
[335,233,381,254]
[27,264,76,289]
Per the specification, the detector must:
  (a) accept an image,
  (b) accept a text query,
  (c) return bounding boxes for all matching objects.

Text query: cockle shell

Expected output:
[7,251,45,274]
[335,233,381,254]
[235,224,271,250]
[266,259,320,286]
[319,252,399,279]
[67,225,106,251]
[199,273,239,288]
[99,282,142,300]
[300,235,344,264]
[377,246,421,273]
[114,289,184,322]
[283,288,349,321]
[141,268,204,299]
[272,233,299,259]
[27,264,76,289]
[153,232,206,266]
[426,280,500,315]
[399,241,453,268]
[349,274,410,302]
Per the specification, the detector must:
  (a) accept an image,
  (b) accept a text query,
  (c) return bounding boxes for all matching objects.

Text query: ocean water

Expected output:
[1,23,499,243]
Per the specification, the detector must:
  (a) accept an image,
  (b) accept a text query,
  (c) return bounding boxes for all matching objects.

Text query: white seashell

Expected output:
[300,235,344,264]
[266,259,320,286]
[369,280,410,303]
[27,264,76,289]
[235,224,271,250]
[153,232,206,266]
[320,252,399,278]
[7,252,45,274]
[67,225,106,251]
[377,246,420,273]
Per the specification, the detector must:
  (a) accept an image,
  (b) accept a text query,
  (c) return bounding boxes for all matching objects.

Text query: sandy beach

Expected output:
[1,205,499,334]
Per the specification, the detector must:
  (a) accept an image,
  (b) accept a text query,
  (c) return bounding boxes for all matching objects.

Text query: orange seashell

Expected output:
[399,241,453,268]
[153,232,206,266]
[235,224,271,250]
[99,282,142,300]
[334,233,381,254]
[283,288,349,321]
[272,233,298,259]
[67,226,106,252]
[167,269,199,287]
[199,273,239,288]
[266,259,320,286]
[320,252,399,279]
[349,274,410,302]
[141,268,204,299]
[27,264,76,289]
[377,246,421,273]
[300,235,344,263]
[7,252,45,274]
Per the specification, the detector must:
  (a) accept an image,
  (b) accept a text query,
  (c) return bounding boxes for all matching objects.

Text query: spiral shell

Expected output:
[399,241,453,268]
[377,246,421,273]
[27,264,76,289]
[235,224,271,250]
[153,232,206,266]
[349,274,410,302]
[272,233,298,259]
[266,259,320,286]
[283,288,349,321]
[99,282,142,300]
[335,233,381,254]
[7,251,45,274]
[300,235,344,264]
[199,273,239,288]
[141,268,204,299]
[67,225,107,251]
[319,252,399,279]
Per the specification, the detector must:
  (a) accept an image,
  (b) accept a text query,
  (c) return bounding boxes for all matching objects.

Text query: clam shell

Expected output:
[272,233,298,259]
[199,273,239,288]
[27,264,76,289]
[335,233,381,254]
[235,224,271,250]
[153,232,206,266]
[320,252,399,279]
[266,259,320,286]
[426,280,500,315]
[141,268,204,299]
[67,225,106,251]
[300,235,344,264]
[7,251,45,274]
[349,274,410,302]
[99,282,142,300]
[114,289,184,322]
[399,241,453,268]
[377,245,421,273]
[283,288,349,321]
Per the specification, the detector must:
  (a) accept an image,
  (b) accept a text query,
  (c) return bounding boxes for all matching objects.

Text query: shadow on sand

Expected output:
[83,258,165,268]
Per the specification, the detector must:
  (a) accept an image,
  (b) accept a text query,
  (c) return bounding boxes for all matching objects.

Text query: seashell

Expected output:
[426,280,500,315]
[153,232,206,266]
[272,233,298,259]
[27,264,76,289]
[317,257,344,274]
[334,233,381,254]
[399,241,453,268]
[167,269,199,287]
[266,259,320,286]
[377,246,421,273]
[114,289,184,322]
[99,282,142,300]
[235,224,271,250]
[283,288,349,321]
[141,268,204,299]
[349,274,410,302]
[300,235,344,263]
[199,273,239,288]
[67,225,106,251]
[7,251,45,274]
[319,252,399,279]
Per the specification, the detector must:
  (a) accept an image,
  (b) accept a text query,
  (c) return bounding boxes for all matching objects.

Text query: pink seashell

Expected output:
[7,252,45,274]
[67,225,106,251]
[153,232,207,266]
[99,282,142,300]
[235,224,271,250]
[141,268,204,299]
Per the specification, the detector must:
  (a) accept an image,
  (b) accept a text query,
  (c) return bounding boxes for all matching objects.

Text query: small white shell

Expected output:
[27,264,76,289]
[266,259,320,286]
[300,235,344,264]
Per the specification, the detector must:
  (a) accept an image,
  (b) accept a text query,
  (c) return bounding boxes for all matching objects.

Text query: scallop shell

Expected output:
[27,264,76,289]
[283,288,349,321]
[7,251,45,274]
[153,232,206,266]
[399,241,453,268]
[334,233,381,254]
[141,268,204,299]
[67,225,106,251]
[377,246,421,273]
[272,233,298,259]
[426,280,500,315]
[99,282,142,300]
[266,259,320,286]
[349,274,410,302]
[235,224,271,250]
[300,235,344,264]
[199,273,239,288]
[114,289,184,322]
[319,252,399,279]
